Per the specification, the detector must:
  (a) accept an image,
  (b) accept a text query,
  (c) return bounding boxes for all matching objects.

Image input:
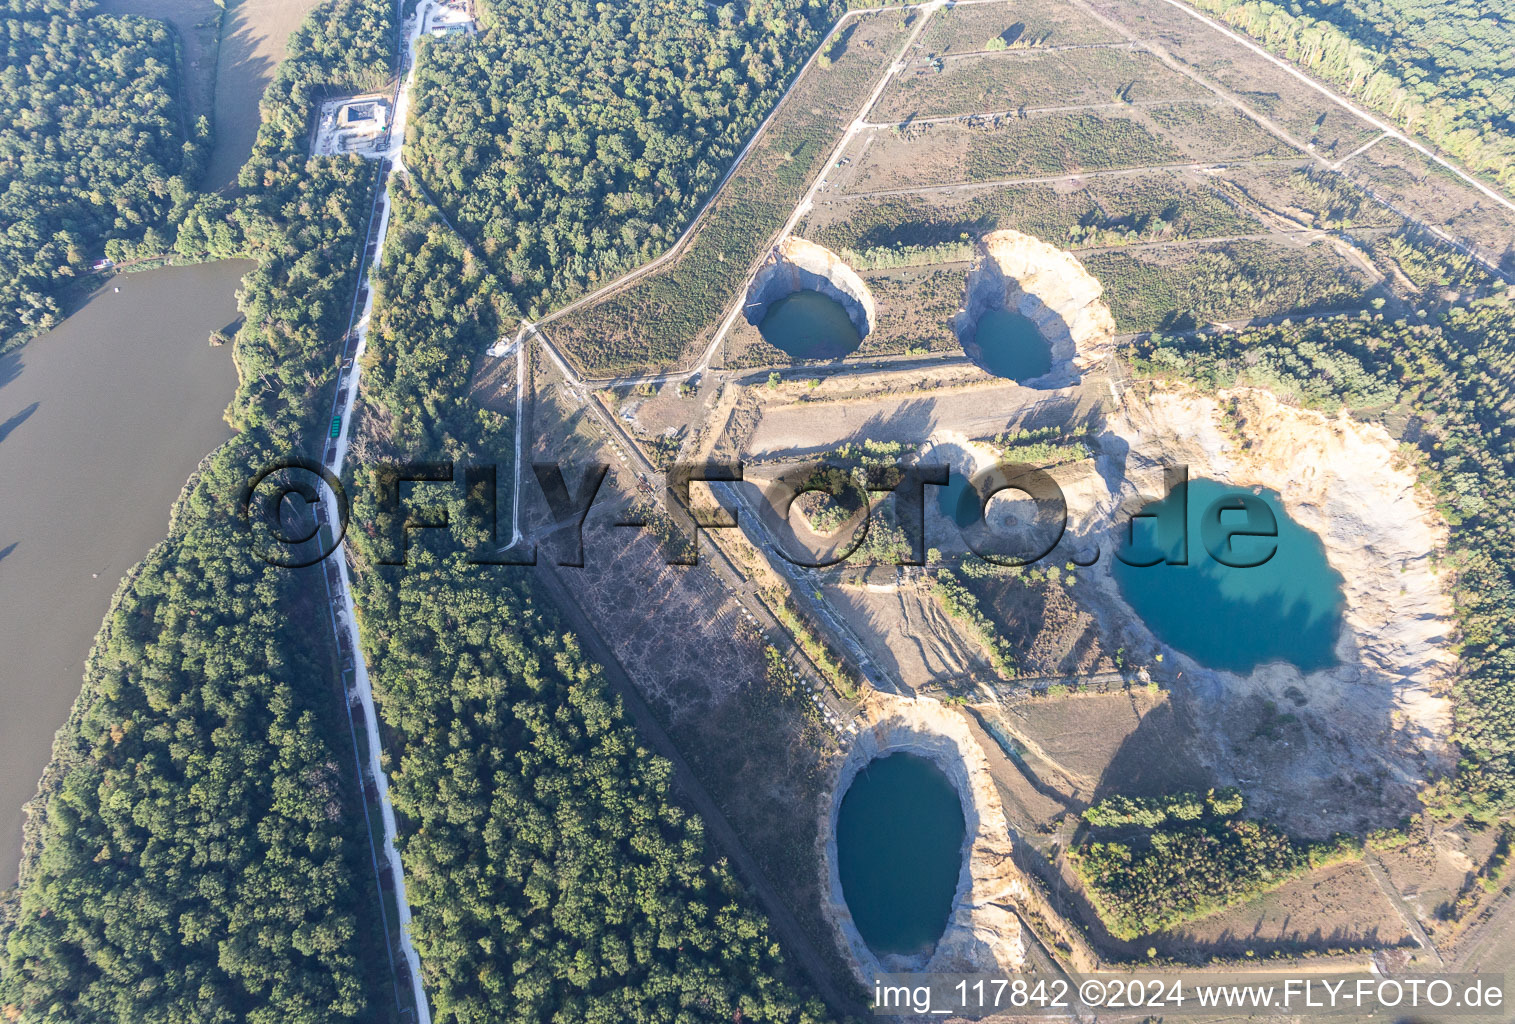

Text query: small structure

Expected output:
[424,0,476,36]
[338,100,387,133]
[312,94,392,158]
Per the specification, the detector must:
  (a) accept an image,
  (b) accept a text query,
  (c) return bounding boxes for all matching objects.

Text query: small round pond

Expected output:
[836,752,966,957]
[759,290,862,359]
[969,308,1052,381]
[1112,478,1346,673]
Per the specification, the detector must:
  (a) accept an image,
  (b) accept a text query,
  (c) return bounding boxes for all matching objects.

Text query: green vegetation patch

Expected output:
[807,170,1260,252]
[407,0,834,319]
[550,11,915,376]
[1073,790,1361,939]
[0,0,405,1017]
[0,0,205,354]
[1086,238,1372,331]
[1128,319,1399,411]
[1144,102,1298,161]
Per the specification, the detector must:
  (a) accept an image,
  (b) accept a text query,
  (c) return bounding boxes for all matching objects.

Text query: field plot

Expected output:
[1003,692,1210,800]
[1086,237,1374,331]
[1220,163,1401,232]
[843,111,1183,192]
[821,582,988,690]
[876,50,1118,119]
[548,12,914,377]
[919,0,1122,52]
[1342,140,1515,268]
[1080,0,1378,158]
[874,47,1208,122]
[805,168,1262,252]
[963,571,1119,679]
[1144,102,1296,161]
[1138,859,1411,960]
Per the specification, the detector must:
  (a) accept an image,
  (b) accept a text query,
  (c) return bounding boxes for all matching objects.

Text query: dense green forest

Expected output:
[0,0,202,354]
[177,0,397,436]
[1073,790,1359,938]
[344,187,827,1023]
[0,0,402,1019]
[1126,247,1515,819]
[0,436,383,1023]
[406,0,834,317]
[1189,0,1515,188]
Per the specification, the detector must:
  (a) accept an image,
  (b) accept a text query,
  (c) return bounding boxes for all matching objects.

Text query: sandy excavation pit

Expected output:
[1052,383,1456,835]
[953,230,1116,386]
[820,694,1029,983]
[744,237,876,341]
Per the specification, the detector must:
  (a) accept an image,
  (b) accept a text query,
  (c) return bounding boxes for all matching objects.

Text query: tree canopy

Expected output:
[406,0,833,316]
[0,0,201,352]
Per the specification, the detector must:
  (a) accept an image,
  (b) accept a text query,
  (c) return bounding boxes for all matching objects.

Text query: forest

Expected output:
[343,187,828,1023]
[0,0,202,354]
[0,0,403,1019]
[1073,790,1359,939]
[1126,243,1515,820]
[406,0,834,318]
[1191,0,1515,187]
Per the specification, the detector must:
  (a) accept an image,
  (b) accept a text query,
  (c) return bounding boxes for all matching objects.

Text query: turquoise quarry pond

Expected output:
[1112,478,1345,673]
[758,290,862,359]
[971,308,1051,381]
[836,753,965,957]
[937,471,978,530]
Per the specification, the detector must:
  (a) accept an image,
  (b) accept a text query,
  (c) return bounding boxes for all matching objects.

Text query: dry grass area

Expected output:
[1148,860,1410,959]
[740,378,1105,459]
[1081,0,1377,158]
[875,47,1208,123]
[1342,140,1515,266]
[805,168,1263,253]
[1376,825,1503,940]
[845,111,1184,192]
[823,580,988,690]
[919,0,1121,52]
[965,571,1120,678]
[993,690,1211,806]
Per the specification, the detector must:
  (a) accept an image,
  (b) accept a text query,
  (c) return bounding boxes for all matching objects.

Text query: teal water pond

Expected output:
[936,471,978,530]
[836,753,966,957]
[1111,478,1345,673]
[971,308,1052,381]
[758,290,862,359]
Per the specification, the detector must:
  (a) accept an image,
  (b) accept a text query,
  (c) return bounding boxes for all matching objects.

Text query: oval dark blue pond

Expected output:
[971,308,1052,381]
[1111,478,1345,673]
[759,290,862,359]
[836,753,965,957]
